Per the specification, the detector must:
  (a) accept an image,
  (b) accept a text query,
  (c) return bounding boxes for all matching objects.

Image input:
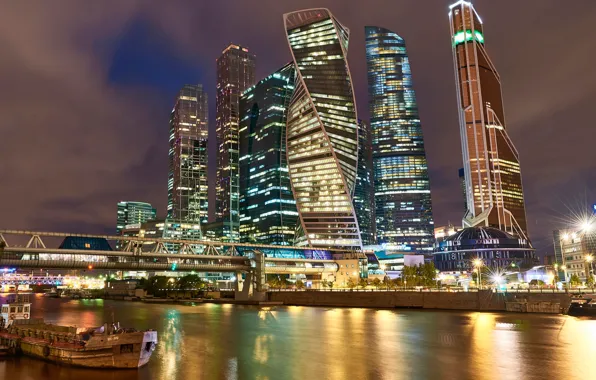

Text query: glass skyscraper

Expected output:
[167,84,209,228]
[354,119,376,246]
[284,9,362,249]
[365,26,434,253]
[239,63,298,245]
[116,201,156,235]
[449,1,529,239]
[215,44,256,242]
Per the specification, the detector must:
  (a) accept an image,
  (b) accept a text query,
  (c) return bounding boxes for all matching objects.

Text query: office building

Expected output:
[116,201,156,236]
[365,26,434,253]
[239,63,299,245]
[353,119,375,245]
[167,84,209,228]
[449,1,529,239]
[215,44,256,242]
[553,227,596,283]
[284,9,362,249]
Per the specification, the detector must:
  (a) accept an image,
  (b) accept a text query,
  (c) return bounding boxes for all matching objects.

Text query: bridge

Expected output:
[0,230,368,298]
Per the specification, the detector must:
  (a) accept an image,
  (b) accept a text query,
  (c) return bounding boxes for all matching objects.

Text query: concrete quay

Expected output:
[268,290,573,313]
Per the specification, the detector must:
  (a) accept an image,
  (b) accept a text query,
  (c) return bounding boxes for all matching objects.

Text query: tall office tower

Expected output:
[167,85,209,228]
[353,119,376,246]
[365,26,434,253]
[284,9,362,249]
[215,44,256,242]
[116,201,156,249]
[449,1,529,239]
[239,63,298,245]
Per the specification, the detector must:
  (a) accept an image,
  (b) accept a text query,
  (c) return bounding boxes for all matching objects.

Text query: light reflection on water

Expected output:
[0,295,595,380]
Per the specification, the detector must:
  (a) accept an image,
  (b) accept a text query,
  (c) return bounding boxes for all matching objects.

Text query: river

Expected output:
[1,294,595,380]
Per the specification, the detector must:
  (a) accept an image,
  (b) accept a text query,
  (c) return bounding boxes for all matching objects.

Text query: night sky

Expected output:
[1,0,595,256]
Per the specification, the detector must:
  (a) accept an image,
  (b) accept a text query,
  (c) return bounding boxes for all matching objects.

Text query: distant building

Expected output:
[553,228,596,283]
[116,201,156,237]
[449,1,528,239]
[365,26,434,253]
[239,63,298,245]
[284,9,362,249]
[215,44,256,242]
[353,119,376,246]
[167,85,209,228]
[458,168,466,212]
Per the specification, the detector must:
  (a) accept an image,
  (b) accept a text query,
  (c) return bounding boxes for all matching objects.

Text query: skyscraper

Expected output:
[449,1,529,239]
[167,84,209,227]
[116,201,156,236]
[365,26,434,253]
[284,9,362,249]
[215,44,256,242]
[353,119,375,246]
[239,63,298,245]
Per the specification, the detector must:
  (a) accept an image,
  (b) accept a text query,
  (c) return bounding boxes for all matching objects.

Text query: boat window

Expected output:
[24,306,30,313]
[145,342,152,352]
[10,307,16,313]
[18,306,23,313]
[1,306,7,313]
[120,344,134,353]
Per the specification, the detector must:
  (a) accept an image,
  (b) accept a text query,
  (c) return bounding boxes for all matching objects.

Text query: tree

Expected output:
[570,274,581,287]
[383,278,393,290]
[347,277,358,290]
[358,278,369,289]
[144,276,170,297]
[372,278,382,289]
[587,275,595,287]
[178,274,206,292]
[327,281,334,289]
[296,280,305,290]
[422,262,437,287]
[529,279,545,287]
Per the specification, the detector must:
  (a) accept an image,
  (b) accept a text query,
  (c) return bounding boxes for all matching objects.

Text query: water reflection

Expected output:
[1,295,595,380]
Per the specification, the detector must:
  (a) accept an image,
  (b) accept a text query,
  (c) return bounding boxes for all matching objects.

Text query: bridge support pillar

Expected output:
[235,251,267,302]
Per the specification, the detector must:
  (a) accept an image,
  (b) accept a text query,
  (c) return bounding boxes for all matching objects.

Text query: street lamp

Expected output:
[473,259,483,290]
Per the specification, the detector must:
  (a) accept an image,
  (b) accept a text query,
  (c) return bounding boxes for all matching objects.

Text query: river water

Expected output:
[1,294,595,380]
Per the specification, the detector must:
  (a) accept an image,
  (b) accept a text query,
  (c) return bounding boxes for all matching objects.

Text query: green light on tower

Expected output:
[453,30,484,46]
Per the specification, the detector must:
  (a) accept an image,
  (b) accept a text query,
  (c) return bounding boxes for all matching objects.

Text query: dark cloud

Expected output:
[1,0,595,255]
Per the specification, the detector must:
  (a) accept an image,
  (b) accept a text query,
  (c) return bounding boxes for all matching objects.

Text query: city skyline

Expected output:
[1,1,595,256]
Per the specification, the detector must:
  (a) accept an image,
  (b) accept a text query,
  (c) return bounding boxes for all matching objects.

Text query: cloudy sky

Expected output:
[1,0,595,254]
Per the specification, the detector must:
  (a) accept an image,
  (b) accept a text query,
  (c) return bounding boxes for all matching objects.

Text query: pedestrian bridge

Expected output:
[0,230,343,275]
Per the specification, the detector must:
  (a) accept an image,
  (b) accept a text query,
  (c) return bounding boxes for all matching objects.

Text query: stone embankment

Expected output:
[268,290,572,313]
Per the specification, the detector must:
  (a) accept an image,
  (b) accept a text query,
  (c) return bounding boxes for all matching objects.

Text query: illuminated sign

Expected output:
[453,30,484,45]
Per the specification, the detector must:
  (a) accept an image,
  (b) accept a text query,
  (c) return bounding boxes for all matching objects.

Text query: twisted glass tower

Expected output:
[449,1,529,239]
[365,26,434,253]
[284,9,362,249]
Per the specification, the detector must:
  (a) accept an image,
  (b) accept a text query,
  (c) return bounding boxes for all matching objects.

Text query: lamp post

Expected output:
[586,254,594,284]
[473,259,483,290]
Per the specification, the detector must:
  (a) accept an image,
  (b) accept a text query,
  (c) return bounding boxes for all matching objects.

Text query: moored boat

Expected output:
[0,293,158,368]
[568,297,596,317]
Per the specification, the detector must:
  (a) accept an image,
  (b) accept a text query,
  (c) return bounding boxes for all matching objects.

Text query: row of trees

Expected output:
[143,274,207,297]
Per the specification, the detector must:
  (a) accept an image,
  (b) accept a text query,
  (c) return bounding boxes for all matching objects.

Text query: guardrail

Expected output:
[267,288,596,294]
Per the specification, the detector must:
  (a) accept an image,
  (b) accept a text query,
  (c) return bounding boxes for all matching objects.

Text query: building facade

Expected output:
[365,26,434,253]
[116,201,156,237]
[239,63,299,245]
[434,226,536,272]
[353,119,375,245]
[167,84,209,228]
[215,44,256,242]
[284,9,362,249]
[553,228,596,283]
[449,1,529,239]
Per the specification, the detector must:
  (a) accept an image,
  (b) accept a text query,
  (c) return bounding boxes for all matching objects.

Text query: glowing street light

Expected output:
[473,259,483,290]
[586,254,594,263]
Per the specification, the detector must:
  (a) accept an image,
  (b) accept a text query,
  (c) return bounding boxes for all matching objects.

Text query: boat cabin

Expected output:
[1,293,32,328]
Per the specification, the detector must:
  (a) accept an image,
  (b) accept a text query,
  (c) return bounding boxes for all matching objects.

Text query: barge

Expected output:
[0,293,157,368]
